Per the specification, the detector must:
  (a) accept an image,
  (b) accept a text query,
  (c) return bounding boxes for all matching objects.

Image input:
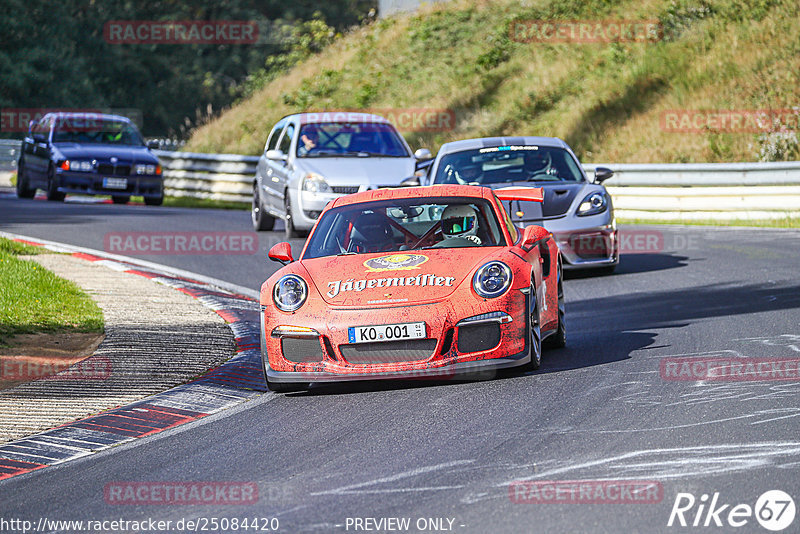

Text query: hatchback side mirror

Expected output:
[266,149,288,161]
[414,148,432,160]
[594,167,614,183]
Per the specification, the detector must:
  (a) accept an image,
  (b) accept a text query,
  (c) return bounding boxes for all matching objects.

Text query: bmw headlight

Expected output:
[473,261,512,299]
[273,274,308,312]
[577,192,608,217]
[302,173,332,194]
[134,163,161,175]
[69,160,94,172]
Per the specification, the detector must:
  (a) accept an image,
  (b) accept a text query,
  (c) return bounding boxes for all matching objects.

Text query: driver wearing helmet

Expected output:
[523,150,553,178]
[436,204,482,246]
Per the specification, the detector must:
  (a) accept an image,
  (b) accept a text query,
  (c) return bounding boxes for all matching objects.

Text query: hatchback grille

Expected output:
[332,186,360,195]
[340,339,437,364]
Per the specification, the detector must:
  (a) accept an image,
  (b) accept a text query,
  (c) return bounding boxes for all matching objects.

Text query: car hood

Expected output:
[53,143,158,163]
[295,157,415,186]
[301,248,499,307]
[488,182,590,221]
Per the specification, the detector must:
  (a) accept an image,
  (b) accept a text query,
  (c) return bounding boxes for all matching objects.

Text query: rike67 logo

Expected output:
[668,490,796,531]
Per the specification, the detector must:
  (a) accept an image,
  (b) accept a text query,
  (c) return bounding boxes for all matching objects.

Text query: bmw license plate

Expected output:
[348,322,425,344]
[103,177,128,189]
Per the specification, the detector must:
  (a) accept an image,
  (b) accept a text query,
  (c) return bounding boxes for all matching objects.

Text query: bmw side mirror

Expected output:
[268,242,294,265]
[594,167,614,183]
[266,149,288,161]
[414,148,432,160]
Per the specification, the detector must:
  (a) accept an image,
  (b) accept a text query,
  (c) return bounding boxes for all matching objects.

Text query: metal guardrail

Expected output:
[2,140,799,219]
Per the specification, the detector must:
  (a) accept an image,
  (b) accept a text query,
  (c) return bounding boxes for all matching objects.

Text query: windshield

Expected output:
[303,197,505,259]
[52,117,145,146]
[433,145,585,185]
[296,122,408,158]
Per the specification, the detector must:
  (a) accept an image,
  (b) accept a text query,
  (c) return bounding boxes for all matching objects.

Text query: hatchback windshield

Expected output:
[296,122,408,157]
[433,145,585,185]
[52,116,145,146]
[303,197,505,259]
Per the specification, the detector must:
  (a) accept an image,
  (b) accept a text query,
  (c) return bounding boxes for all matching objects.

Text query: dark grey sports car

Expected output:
[16,112,163,205]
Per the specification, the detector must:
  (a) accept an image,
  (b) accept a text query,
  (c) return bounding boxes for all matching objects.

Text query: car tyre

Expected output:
[543,261,566,349]
[144,195,163,206]
[252,183,275,231]
[46,165,65,202]
[15,159,36,199]
[521,281,542,371]
[112,195,130,204]
[284,192,301,239]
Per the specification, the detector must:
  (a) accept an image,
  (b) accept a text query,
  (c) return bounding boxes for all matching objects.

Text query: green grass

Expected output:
[162,196,250,210]
[618,217,800,228]
[185,0,800,164]
[0,238,103,344]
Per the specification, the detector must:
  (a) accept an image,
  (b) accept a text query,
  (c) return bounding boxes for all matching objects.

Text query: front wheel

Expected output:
[112,195,130,204]
[144,194,163,206]
[15,159,36,199]
[252,183,275,231]
[46,166,65,201]
[283,192,301,239]
[521,284,542,371]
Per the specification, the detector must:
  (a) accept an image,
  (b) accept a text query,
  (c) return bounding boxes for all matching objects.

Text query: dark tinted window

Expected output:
[278,123,295,154]
[266,119,286,152]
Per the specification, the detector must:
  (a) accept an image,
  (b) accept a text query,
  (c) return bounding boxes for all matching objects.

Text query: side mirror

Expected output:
[265,149,288,161]
[594,167,614,183]
[414,148,432,160]
[146,140,160,150]
[268,242,294,265]
[520,225,550,251]
[400,176,420,187]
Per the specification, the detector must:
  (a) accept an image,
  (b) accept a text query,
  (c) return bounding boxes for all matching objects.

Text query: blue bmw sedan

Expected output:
[16,112,163,205]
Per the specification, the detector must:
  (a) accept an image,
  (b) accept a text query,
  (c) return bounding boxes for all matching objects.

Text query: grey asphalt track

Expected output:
[1,194,799,533]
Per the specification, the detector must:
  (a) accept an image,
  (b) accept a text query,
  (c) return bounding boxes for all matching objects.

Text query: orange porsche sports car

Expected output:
[260,185,565,392]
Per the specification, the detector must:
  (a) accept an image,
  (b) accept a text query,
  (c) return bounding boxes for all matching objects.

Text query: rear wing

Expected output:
[494,187,544,203]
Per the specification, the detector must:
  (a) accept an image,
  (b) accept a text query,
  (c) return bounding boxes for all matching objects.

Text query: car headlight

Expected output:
[302,173,332,194]
[273,274,308,312]
[134,163,161,175]
[577,192,608,217]
[68,160,94,172]
[473,261,512,299]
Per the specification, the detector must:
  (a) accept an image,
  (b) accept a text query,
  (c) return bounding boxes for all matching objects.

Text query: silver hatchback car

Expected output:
[425,137,618,272]
[252,112,430,237]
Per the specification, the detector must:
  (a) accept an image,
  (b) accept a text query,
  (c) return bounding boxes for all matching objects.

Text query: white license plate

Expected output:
[103,177,128,189]
[348,322,426,344]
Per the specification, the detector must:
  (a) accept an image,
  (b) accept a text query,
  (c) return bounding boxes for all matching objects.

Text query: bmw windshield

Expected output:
[52,116,145,146]
[433,145,585,185]
[303,197,505,259]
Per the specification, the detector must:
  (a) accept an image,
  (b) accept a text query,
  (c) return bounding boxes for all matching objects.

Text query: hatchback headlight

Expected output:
[302,173,332,194]
[473,261,512,299]
[577,192,608,216]
[273,274,308,312]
